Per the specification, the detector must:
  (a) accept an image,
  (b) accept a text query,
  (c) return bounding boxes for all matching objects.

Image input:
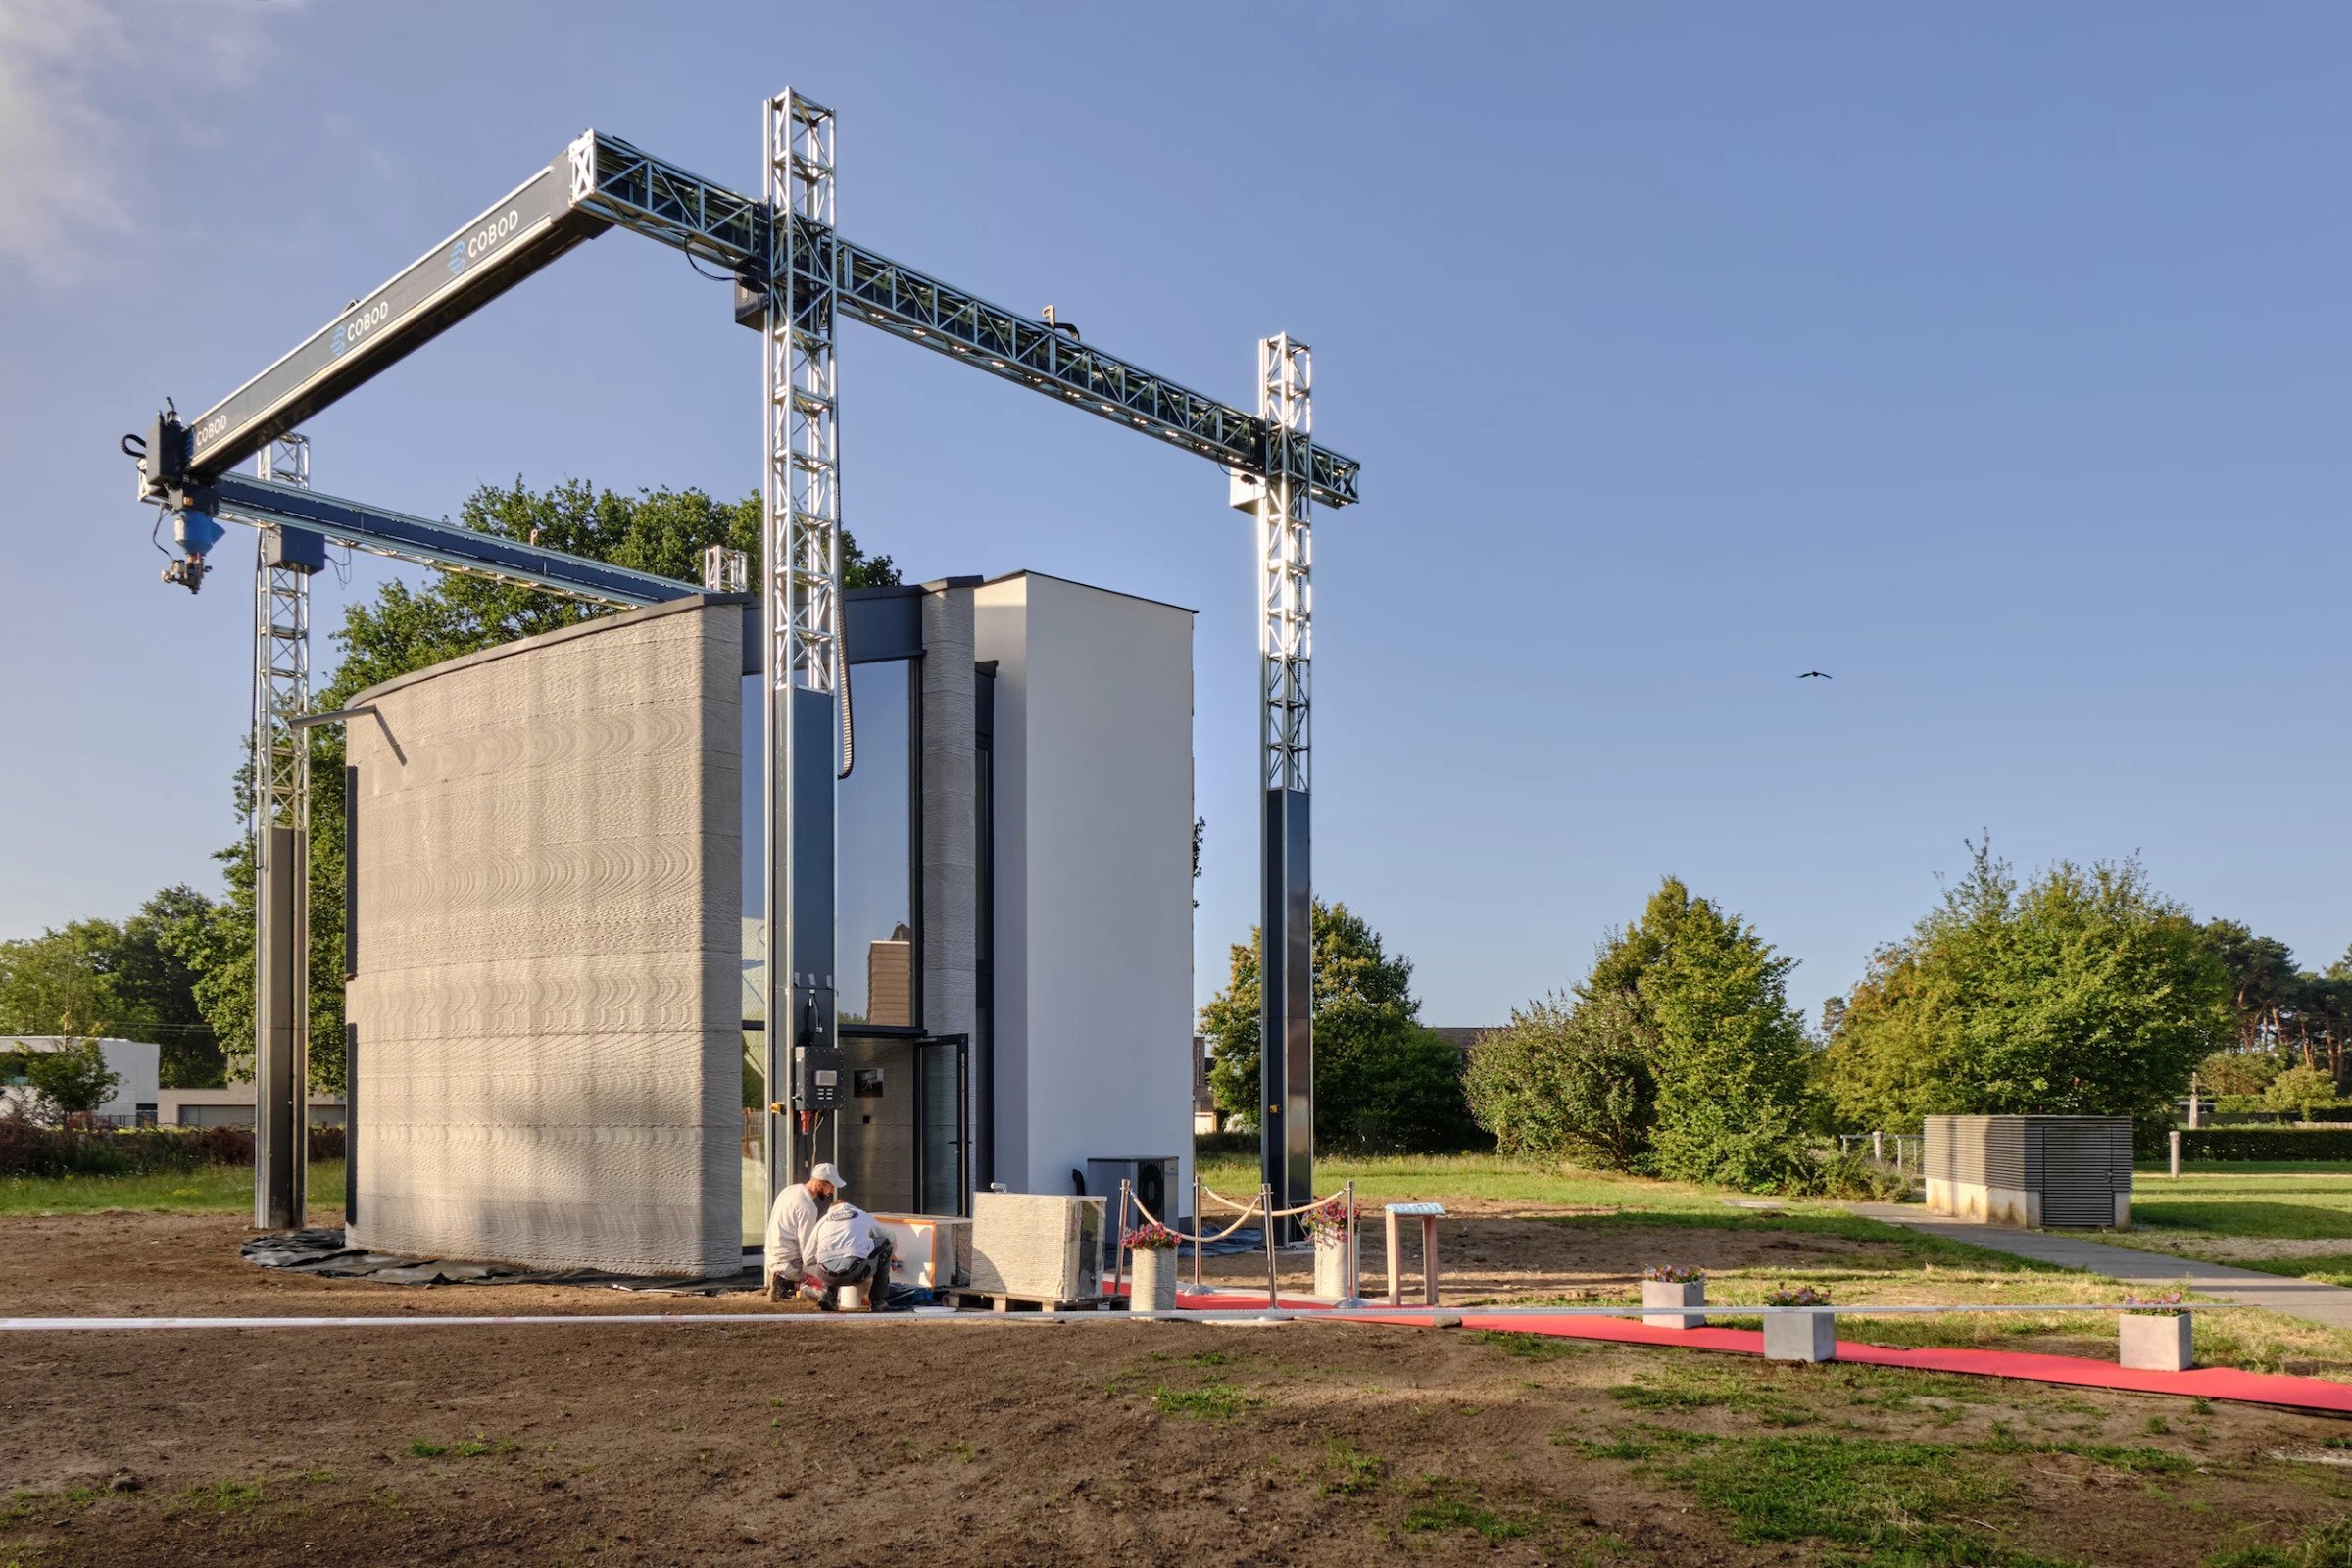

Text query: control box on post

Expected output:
[794,1043,844,1109]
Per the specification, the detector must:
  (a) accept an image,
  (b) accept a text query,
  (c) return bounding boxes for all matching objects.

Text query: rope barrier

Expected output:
[1127,1186,1357,1246]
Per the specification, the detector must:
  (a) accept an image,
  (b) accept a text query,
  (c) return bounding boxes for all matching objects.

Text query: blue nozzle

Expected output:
[173,510,226,560]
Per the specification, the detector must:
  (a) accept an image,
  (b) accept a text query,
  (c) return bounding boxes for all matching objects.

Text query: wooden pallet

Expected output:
[946,1289,1122,1314]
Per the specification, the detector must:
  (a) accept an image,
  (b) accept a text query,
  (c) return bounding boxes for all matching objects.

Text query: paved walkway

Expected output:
[1847,1204,2352,1332]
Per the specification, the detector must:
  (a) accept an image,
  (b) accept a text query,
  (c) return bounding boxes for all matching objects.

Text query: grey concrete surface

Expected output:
[1849,1202,2352,1330]
[346,597,743,1278]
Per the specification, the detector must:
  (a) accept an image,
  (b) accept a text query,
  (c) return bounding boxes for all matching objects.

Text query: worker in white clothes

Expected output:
[764,1161,845,1303]
[807,1198,896,1313]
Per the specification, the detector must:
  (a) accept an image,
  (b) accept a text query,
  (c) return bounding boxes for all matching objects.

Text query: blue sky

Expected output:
[3,1,2349,1024]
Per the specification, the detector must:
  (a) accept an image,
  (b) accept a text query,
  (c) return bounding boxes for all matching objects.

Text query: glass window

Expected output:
[838,660,917,1027]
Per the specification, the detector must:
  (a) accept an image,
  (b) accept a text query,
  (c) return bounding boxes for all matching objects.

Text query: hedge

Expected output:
[2155,1127,2352,1163]
[0,1122,346,1178]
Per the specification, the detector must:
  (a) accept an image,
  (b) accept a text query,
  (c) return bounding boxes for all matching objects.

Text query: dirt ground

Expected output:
[7,1210,2352,1566]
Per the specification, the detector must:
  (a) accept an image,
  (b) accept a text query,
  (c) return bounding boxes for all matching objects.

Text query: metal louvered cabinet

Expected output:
[1924,1115,2132,1231]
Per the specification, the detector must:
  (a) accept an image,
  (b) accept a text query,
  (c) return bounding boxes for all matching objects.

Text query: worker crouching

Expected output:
[763,1161,895,1312]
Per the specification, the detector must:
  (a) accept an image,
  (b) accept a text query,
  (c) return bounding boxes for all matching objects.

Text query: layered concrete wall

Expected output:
[345,597,744,1276]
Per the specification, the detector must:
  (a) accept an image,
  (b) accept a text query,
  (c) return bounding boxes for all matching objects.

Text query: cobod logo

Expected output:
[463,208,523,266]
[332,297,393,358]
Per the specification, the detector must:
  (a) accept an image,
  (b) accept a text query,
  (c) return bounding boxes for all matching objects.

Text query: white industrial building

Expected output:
[342,569,1196,1275]
[0,1037,161,1124]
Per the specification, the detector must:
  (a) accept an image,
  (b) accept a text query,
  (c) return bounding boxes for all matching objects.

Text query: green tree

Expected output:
[191,478,898,1087]
[2265,1062,2336,1122]
[0,922,114,1040]
[0,889,221,1087]
[1201,901,1481,1152]
[1464,990,1656,1170]
[0,1040,121,1123]
[2195,1047,2278,1099]
[1824,842,2230,1127]
[1637,886,1816,1190]
[1464,877,1811,1186]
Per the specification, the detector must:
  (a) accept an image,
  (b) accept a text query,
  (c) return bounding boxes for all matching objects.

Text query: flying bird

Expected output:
[1797,670,1832,680]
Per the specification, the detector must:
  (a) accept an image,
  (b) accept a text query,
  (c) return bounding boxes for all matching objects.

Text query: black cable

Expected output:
[684,250,738,284]
[836,594,855,780]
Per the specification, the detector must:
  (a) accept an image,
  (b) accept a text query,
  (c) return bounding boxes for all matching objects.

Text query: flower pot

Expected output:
[1763,1311,1837,1362]
[1312,1234,1351,1300]
[1129,1247,1179,1312]
[1642,1279,1706,1330]
[2119,1313,2192,1372]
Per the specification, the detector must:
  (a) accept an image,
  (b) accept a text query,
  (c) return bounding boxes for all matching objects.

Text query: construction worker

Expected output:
[807,1198,897,1312]
[764,1161,844,1303]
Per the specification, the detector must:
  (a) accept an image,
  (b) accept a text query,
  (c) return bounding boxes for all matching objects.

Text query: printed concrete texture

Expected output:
[346,597,745,1277]
[1849,1202,2352,1331]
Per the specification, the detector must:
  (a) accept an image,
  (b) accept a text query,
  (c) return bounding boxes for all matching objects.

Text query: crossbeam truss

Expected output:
[141,89,1358,1234]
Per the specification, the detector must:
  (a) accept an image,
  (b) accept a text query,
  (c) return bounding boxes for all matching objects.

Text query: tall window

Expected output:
[837,659,918,1029]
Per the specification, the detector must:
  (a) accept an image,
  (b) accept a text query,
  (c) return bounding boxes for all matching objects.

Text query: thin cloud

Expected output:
[0,0,298,288]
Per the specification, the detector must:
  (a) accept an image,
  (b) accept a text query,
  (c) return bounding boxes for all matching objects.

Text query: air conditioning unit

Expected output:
[1085,1156,1181,1229]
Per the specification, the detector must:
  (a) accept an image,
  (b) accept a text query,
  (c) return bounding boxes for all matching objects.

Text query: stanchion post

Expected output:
[1113,1179,1131,1301]
[1193,1172,1204,1292]
[1385,1205,1401,1307]
[1344,1178,1358,1301]
[2169,1129,2181,1180]
[1261,1182,1278,1310]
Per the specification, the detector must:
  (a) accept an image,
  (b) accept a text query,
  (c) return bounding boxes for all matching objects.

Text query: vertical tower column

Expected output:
[764,90,843,1199]
[253,433,315,1230]
[1255,336,1314,1240]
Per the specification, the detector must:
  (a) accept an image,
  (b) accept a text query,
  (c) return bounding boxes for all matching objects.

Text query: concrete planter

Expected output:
[1128,1248,1179,1311]
[1312,1235,1351,1300]
[1763,1312,1837,1362]
[1642,1280,1706,1330]
[2119,1313,2192,1372]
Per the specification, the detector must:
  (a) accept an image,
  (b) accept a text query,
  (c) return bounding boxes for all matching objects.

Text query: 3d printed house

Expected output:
[342,573,1194,1276]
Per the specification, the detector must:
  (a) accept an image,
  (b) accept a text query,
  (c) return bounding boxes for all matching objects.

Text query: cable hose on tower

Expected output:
[835,587,854,780]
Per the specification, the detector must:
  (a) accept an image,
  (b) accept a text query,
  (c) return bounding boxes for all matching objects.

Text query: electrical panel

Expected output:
[794,1043,844,1109]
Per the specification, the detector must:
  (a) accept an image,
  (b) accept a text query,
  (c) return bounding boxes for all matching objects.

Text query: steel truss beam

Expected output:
[165,124,1360,513]
[209,474,695,608]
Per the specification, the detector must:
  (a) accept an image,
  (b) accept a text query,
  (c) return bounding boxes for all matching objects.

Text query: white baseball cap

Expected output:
[810,1162,847,1190]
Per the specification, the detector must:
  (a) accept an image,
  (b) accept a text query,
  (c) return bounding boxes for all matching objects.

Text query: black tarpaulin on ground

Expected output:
[241,1227,762,1295]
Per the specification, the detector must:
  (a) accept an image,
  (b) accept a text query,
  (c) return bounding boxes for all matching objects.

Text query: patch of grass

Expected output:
[1651,1434,2026,1557]
[1402,1478,1528,1542]
[1604,1362,1810,1427]
[180,1477,266,1515]
[1470,1329,1591,1361]
[2201,1514,2352,1566]
[1321,1439,1385,1497]
[407,1440,447,1458]
[1152,1382,1264,1421]
[0,1160,348,1216]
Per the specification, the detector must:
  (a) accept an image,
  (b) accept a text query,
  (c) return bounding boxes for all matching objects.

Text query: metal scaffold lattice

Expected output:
[252,432,313,1229]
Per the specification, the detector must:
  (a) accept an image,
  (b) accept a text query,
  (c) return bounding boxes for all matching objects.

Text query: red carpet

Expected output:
[1165,1290,2352,1414]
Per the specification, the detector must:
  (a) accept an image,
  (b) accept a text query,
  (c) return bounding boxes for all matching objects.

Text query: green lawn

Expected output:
[2115,1166,2352,1288]
[0,1161,347,1216]
[1195,1149,2352,1377]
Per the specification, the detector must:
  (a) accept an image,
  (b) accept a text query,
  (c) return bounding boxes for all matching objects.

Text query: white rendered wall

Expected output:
[974,574,1194,1208]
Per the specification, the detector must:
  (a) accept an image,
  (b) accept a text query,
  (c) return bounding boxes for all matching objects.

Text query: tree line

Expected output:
[0,480,893,1094]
